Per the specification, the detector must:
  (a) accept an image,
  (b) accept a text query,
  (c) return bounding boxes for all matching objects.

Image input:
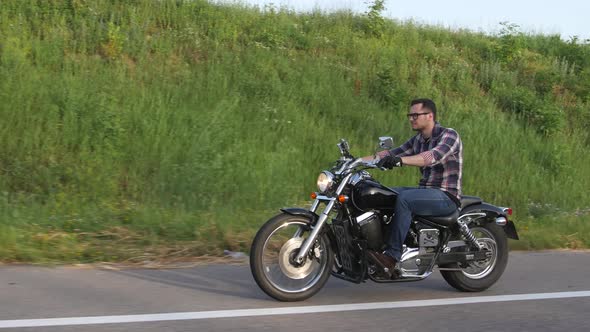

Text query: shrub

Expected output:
[364,0,386,38]
[493,85,564,135]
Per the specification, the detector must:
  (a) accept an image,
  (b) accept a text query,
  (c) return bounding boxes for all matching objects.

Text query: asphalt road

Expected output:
[0,251,589,332]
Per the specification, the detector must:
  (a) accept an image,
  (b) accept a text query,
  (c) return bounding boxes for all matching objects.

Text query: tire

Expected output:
[250,213,334,301]
[440,222,508,292]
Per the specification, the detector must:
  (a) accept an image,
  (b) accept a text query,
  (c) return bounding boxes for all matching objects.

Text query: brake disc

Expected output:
[278,237,314,280]
[466,237,496,270]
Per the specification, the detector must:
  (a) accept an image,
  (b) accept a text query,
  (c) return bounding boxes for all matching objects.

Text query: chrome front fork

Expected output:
[293,174,352,264]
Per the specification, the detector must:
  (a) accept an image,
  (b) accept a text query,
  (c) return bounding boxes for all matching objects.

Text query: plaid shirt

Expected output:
[387,123,463,200]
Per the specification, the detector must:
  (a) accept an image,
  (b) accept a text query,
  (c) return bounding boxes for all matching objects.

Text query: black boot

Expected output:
[367,251,401,279]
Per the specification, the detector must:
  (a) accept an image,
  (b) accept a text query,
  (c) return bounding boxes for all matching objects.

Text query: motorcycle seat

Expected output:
[417,209,459,227]
[460,195,482,209]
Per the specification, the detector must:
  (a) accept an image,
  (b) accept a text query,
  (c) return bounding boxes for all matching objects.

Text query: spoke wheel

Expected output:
[461,227,498,279]
[440,222,508,292]
[250,213,333,301]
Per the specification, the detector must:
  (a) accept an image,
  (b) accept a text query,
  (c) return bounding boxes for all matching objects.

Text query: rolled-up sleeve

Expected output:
[419,129,460,165]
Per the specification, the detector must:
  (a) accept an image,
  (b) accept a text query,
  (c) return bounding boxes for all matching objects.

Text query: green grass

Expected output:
[0,0,589,263]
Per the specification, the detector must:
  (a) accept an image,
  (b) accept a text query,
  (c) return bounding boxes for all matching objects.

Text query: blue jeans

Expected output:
[384,187,457,261]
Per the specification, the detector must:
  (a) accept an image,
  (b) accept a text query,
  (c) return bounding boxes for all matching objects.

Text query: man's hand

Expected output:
[376,155,403,169]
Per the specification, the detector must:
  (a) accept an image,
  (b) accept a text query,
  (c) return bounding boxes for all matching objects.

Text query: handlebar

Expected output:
[339,158,386,174]
[335,139,387,174]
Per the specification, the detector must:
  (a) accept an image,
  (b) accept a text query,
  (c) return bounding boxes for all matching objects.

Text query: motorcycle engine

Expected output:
[400,228,440,275]
[356,211,384,251]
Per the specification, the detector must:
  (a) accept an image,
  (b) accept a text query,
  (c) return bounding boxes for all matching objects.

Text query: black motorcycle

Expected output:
[250,138,519,301]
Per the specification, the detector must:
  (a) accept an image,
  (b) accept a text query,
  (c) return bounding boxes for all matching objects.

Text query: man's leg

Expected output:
[384,188,457,261]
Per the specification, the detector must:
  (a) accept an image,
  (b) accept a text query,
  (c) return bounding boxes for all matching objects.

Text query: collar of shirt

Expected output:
[418,122,443,144]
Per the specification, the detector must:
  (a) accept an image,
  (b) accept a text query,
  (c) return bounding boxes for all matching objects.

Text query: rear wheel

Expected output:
[250,213,333,301]
[440,222,508,292]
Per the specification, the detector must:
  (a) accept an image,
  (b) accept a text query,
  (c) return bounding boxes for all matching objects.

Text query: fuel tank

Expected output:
[351,179,398,211]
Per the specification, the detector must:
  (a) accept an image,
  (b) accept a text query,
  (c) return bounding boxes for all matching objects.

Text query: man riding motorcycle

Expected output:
[363,98,463,278]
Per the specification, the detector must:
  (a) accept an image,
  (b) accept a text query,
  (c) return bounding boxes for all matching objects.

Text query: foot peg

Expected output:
[367,251,401,279]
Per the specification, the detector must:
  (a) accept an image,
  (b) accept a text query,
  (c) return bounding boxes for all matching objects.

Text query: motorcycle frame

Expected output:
[285,156,518,283]
[284,203,515,284]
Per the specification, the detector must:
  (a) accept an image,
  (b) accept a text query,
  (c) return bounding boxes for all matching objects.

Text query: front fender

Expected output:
[461,203,519,240]
[279,208,339,255]
[280,208,319,223]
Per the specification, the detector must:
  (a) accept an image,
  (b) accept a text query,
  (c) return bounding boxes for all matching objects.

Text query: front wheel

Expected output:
[250,213,334,301]
[440,222,508,292]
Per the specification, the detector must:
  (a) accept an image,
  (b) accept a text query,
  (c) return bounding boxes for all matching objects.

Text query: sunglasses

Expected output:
[406,112,431,120]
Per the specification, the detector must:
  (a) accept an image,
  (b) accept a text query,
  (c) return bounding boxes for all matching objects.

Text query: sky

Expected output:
[219,0,590,41]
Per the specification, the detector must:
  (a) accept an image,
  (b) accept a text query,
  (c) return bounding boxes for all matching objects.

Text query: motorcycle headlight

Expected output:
[316,171,335,194]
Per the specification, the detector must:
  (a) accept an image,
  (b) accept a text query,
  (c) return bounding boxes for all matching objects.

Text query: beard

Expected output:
[411,123,423,131]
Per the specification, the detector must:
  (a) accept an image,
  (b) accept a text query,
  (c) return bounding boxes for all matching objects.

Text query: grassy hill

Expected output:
[0,0,589,263]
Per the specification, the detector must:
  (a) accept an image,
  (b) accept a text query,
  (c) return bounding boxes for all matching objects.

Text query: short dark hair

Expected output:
[410,98,437,121]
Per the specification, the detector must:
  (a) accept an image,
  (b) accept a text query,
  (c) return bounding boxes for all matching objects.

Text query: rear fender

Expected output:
[461,203,519,240]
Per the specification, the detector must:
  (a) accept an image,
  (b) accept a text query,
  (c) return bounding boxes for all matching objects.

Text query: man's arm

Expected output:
[361,136,416,162]
[402,129,461,167]
[400,154,428,167]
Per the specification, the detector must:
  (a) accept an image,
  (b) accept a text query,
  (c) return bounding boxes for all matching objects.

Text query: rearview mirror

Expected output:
[378,136,394,150]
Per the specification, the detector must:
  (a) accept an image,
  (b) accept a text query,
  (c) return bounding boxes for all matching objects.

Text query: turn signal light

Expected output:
[338,195,349,203]
[507,208,513,216]
[311,192,318,199]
